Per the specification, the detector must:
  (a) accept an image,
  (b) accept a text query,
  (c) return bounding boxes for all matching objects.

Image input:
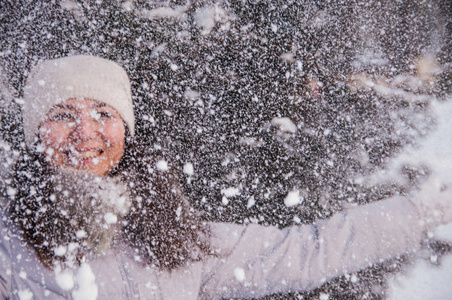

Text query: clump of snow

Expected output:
[222,196,229,206]
[246,196,255,209]
[45,147,54,156]
[271,117,297,133]
[17,289,33,300]
[54,245,67,256]
[194,3,234,35]
[110,195,129,213]
[150,43,167,59]
[156,160,168,171]
[353,50,388,69]
[319,292,329,300]
[221,187,240,206]
[221,187,240,197]
[233,267,245,282]
[143,5,187,20]
[194,6,216,34]
[175,206,182,218]
[55,268,75,291]
[103,212,117,224]
[72,263,98,300]
[284,190,303,207]
[183,162,194,176]
[280,52,295,62]
[18,270,27,279]
[6,187,16,197]
[271,24,278,33]
[68,242,78,253]
[121,1,133,12]
[184,89,200,101]
[60,0,78,11]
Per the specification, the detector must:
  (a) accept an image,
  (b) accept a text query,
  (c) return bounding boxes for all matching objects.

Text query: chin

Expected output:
[56,165,108,177]
[58,158,110,175]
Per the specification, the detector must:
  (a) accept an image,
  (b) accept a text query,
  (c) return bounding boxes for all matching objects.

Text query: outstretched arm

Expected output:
[200,184,449,299]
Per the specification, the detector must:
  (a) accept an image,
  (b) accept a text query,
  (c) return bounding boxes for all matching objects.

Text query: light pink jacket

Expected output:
[0,197,424,299]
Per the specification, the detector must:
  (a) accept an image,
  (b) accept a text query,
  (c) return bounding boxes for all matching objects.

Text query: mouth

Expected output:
[65,148,105,163]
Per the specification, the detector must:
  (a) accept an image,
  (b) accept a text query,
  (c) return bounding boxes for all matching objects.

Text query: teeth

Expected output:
[71,150,101,159]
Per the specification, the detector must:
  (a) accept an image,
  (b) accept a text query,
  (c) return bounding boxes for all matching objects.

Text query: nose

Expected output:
[71,113,99,141]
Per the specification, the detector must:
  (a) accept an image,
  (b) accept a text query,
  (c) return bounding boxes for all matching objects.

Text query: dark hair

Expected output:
[116,135,212,269]
[8,144,58,269]
[8,131,212,270]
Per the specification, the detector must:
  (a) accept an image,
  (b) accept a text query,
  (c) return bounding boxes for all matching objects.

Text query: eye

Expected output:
[49,112,76,122]
[90,110,114,120]
[98,111,113,118]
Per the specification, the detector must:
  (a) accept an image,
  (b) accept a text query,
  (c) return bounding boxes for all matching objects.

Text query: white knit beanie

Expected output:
[22,55,135,147]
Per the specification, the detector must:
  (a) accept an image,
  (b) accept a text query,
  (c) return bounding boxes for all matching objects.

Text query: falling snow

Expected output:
[0,0,451,299]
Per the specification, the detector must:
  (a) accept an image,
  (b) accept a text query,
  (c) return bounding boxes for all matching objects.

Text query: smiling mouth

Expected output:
[66,148,104,160]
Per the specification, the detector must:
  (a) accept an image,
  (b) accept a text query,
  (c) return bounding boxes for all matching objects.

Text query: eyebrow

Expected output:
[51,101,107,110]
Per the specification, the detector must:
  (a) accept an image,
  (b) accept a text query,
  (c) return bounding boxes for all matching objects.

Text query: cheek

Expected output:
[39,123,71,148]
[104,122,125,147]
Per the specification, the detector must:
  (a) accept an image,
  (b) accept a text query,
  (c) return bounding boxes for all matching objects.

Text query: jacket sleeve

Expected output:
[0,216,12,298]
[199,196,425,299]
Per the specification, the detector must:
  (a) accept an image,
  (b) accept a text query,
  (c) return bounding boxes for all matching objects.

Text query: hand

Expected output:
[410,174,452,226]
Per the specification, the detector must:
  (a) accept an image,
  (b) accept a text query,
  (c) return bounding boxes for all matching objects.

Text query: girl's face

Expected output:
[39,98,125,176]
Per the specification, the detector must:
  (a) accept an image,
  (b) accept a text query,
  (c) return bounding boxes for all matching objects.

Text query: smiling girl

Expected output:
[1,55,452,299]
